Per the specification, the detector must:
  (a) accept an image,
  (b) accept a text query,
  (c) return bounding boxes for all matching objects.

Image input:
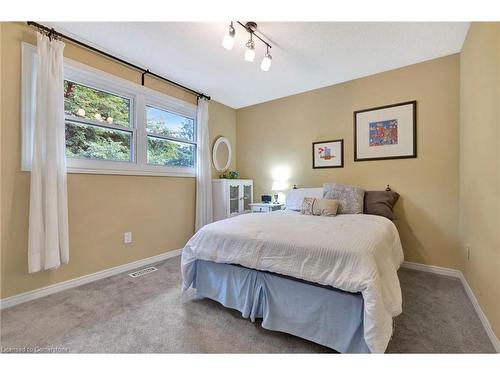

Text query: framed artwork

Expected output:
[312,139,344,168]
[354,100,416,161]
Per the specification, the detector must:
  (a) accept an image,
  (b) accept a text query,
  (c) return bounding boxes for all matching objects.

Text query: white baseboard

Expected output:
[402,261,462,278]
[402,261,500,353]
[457,271,500,354]
[0,248,182,310]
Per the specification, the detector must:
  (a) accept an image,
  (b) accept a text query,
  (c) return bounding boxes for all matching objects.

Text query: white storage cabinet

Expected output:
[212,179,253,221]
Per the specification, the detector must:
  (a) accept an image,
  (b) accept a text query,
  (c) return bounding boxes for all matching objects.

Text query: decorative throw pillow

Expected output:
[301,197,339,217]
[364,191,400,220]
[301,197,316,215]
[323,183,365,214]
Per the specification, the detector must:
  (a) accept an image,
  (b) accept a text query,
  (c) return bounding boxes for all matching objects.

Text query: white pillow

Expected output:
[285,188,323,211]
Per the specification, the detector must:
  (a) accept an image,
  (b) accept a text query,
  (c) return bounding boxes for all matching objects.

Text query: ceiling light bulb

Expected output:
[261,52,272,71]
[222,22,235,50]
[244,38,255,62]
[222,34,235,50]
[244,47,255,62]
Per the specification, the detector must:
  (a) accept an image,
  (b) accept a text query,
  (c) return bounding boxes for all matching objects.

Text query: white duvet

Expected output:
[181,210,404,353]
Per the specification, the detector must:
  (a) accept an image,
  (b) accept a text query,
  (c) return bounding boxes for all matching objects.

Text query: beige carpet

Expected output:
[0,256,495,353]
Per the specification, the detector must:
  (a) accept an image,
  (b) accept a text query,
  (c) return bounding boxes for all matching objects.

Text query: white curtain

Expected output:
[195,98,213,231]
[28,33,69,273]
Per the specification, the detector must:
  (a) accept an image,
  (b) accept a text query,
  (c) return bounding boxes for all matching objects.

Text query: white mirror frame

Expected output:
[212,136,232,173]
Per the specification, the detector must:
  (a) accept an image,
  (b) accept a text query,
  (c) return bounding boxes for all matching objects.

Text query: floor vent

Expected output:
[129,266,158,278]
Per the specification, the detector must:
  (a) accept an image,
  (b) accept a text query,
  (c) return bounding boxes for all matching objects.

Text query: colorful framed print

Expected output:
[312,139,344,168]
[354,101,416,161]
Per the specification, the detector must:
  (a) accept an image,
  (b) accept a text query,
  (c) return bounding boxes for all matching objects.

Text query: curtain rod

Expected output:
[26,21,211,101]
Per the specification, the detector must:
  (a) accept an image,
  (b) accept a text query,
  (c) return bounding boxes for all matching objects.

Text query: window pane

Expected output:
[64,80,130,127]
[65,121,132,162]
[146,106,194,141]
[147,136,195,167]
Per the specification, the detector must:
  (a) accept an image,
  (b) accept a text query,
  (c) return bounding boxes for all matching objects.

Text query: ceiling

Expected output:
[47,22,470,108]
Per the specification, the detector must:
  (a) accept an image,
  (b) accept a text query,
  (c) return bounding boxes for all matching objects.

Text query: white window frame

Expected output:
[21,42,198,177]
[143,95,198,172]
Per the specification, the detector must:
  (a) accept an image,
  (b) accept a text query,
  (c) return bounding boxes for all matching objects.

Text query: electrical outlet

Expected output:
[466,244,471,261]
[124,232,132,244]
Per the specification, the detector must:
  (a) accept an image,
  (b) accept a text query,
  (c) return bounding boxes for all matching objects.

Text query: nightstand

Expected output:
[249,203,284,213]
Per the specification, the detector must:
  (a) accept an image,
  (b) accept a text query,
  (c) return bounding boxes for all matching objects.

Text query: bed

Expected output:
[181,190,404,353]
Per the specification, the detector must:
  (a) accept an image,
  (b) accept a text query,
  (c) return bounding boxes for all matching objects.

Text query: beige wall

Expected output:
[209,101,237,178]
[0,22,236,298]
[237,54,461,269]
[459,22,500,338]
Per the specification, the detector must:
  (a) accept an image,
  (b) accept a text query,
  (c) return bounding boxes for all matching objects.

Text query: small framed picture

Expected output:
[354,100,416,161]
[312,139,344,168]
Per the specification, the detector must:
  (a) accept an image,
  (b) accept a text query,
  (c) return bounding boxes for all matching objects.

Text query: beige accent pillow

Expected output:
[301,197,339,217]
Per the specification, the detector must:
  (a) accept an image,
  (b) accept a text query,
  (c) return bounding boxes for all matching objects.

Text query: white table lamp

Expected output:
[271,181,287,204]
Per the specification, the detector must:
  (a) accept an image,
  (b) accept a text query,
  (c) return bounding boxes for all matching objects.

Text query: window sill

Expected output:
[66,166,196,178]
[22,165,196,178]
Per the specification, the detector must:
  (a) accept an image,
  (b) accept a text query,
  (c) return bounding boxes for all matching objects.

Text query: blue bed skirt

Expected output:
[190,260,370,353]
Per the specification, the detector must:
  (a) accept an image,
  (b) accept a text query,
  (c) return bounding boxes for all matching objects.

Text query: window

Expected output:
[64,81,133,162]
[146,106,196,168]
[21,42,197,177]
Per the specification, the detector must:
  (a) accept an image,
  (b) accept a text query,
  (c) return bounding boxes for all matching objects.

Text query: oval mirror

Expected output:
[212,137,232,173]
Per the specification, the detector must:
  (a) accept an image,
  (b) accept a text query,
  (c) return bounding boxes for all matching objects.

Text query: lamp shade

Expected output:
[222,34,234,50]
[260,54,272,71]
[244,47,256,62]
